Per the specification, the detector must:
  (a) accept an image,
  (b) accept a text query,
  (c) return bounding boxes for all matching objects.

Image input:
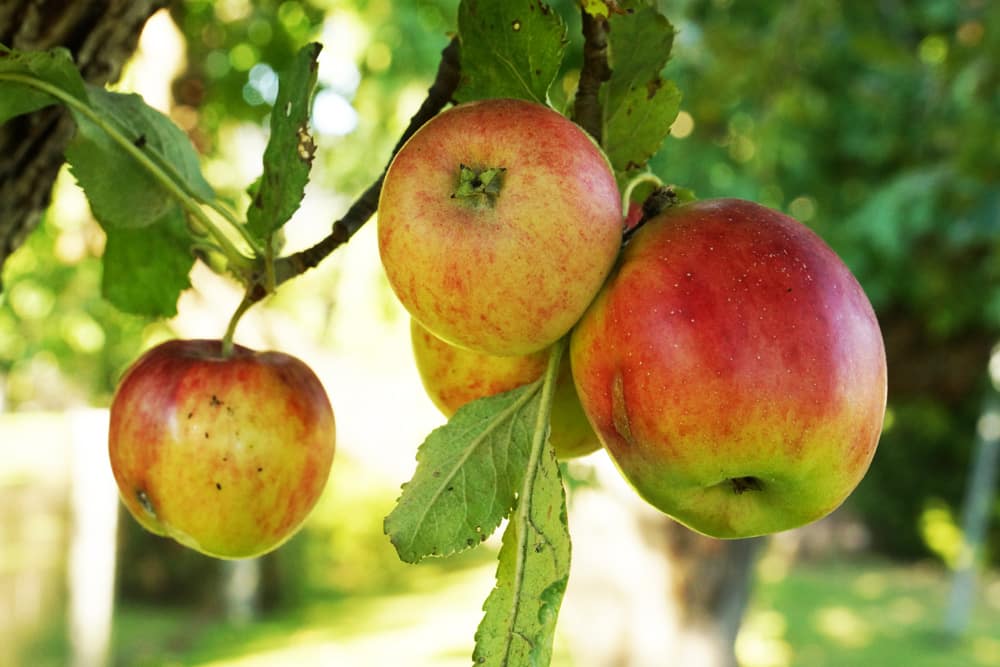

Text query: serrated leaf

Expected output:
[0,45,87,122]
[384,381,543,563]
[246,42,319,242]
[605,78,681,174]
[66,86,214,230]
[101,208,194,317]
[472,430,570,666]
[604,3,675,110]
[601,3,680,176]
[455,0,567,104]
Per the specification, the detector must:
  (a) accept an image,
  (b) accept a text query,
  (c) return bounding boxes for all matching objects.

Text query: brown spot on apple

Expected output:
[611,371,637,447]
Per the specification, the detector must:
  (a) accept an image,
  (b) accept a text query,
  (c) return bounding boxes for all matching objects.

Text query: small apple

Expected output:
[570,198,887,538]
[378,98,623,356]
[411,319,600,459]
[108,339,336,559]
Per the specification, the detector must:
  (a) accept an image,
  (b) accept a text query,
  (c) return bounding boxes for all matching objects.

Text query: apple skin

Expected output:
[108,339,336,559]
[570,198,887,538]
[378,98,623,357]
[411,320,600,459]
[624,201,643,231]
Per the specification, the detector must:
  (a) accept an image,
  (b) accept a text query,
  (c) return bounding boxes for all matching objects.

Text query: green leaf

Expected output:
[601,3,681,177]
[245,42,320,242]
[455,0,567,104]
[472,345,571,666]
[66,86,214,230]
[101,208,195,317]
[384,381,543,563]
[603,3,675,110]
[605,79,681,174]
[0,45,87,122]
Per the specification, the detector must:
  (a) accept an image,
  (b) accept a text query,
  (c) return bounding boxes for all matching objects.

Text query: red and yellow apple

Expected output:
[571,198,887,538]
[411,319,600,459]
[378,98,623,356]
[108,339,336,559]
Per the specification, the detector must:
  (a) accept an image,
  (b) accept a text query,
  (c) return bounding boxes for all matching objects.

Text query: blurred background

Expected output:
[1,0,998,665]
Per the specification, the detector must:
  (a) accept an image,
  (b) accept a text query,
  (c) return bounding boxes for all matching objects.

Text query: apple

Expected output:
[378,98,623,356]
[411,319,600,459]
[570,198,887,538]
[108,339,336,559]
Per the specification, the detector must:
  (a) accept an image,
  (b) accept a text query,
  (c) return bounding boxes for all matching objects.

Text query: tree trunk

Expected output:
[0,0,165,282]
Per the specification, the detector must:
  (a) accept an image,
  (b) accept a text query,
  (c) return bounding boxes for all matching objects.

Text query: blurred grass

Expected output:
[87,557,1000,667]
[738,559,1000,667]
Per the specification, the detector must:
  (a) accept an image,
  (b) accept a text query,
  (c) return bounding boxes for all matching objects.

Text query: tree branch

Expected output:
[572,9,611,143]
[261,36,461,300]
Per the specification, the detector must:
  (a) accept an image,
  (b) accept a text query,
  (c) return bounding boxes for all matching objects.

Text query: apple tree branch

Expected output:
[572,7,611,143]
[259,36,461,300]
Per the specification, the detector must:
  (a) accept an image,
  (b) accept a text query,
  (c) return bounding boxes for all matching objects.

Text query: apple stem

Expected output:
[221,295,254,358]
[620,172,664,217]
[623,185,682,243]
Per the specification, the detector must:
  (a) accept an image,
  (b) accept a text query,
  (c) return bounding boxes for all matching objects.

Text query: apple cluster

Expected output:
[379,98,887,539]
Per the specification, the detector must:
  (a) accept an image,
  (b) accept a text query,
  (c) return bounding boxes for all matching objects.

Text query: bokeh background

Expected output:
[1,1,998,666]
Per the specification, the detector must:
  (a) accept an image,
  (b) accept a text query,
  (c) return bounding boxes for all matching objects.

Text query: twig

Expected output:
[573,9,611,143]
[258,37,462,301]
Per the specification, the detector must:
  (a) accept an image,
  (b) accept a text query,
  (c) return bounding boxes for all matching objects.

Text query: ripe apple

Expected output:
[411,319,600,459]
[108,339,336,559]
[378,98,623,356]
[570,198,887,538]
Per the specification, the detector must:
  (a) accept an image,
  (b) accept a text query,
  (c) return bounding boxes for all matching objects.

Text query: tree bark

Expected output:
[0,0,166,284]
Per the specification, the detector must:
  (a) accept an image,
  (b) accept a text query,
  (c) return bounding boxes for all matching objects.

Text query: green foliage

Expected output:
[384,330,576,662]
[0,40,332,320]
[0,46,86,120]
[473,432,570,666]
[384,381,544,563]
[245,43,320,243]
[0,53,216,317]
[455,0,567,104]
[602,3,681,178]
[67,87,216,227]
[100,211,195,317]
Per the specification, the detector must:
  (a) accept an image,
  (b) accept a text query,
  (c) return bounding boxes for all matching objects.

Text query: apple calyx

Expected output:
[452,163,506,208]
[728,476,764,495]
